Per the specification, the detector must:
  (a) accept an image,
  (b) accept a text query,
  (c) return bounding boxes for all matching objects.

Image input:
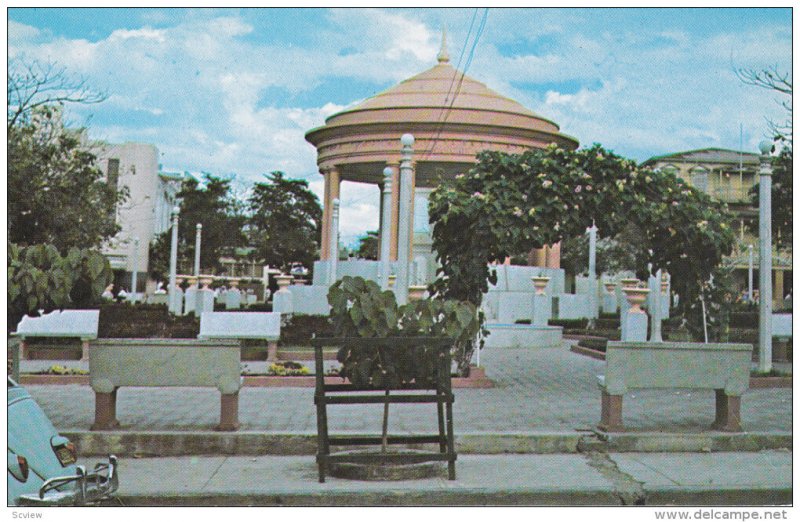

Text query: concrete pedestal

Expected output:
[532,294,551,327]
[621,311,648,342]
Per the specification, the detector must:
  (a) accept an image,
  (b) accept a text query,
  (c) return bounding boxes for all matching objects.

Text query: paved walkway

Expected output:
[105,451,791,506]
[23,343,792,434]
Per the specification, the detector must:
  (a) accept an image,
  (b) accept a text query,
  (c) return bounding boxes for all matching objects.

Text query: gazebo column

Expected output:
[379,166,394,288]
[388,162,400,261]
[546,242,561,268]
[320,167,341,260]
[529,247,547,267]
[395,135,415,304]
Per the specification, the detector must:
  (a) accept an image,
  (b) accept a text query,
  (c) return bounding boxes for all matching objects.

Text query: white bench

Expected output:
[89,339,242,431]
[199,311,281,361]
[12,310,100,375]
[597,342,752,432]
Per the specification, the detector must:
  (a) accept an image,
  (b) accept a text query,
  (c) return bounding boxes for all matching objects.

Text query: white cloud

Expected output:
[108,27,166,43]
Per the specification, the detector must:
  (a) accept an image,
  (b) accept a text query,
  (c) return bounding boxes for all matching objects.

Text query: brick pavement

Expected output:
[23,343,791,434]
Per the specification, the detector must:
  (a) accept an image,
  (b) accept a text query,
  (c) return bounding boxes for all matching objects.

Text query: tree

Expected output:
[735,65,792,145]
[8,58,106,131]
[354,231,379,260]
[247,172,322,272]
[559,226,643,277]
[8,243,113,330]
[148,174,246,280]
[428,144,736,355]
[737,65,793,251]
[8,59,125,252]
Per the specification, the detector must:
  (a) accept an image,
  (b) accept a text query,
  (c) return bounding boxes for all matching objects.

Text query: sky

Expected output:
[7,7,793,245]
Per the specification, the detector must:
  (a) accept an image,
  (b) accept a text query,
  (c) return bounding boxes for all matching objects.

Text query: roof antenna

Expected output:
[437,26,450,64]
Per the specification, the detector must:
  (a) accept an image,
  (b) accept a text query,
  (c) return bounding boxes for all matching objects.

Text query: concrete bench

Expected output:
[597,342,752,432]
[12,310,100,363]
[89,339,242,431]
[198,312,281,361]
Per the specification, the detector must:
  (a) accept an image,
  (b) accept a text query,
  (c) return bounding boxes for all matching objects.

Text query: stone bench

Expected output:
[198,312,281,361]
[597,342,752,432]
[12,310,100,365]
[89,339,242,431]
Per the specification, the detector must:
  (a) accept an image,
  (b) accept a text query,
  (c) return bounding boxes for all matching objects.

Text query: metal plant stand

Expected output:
[312,337,457,483]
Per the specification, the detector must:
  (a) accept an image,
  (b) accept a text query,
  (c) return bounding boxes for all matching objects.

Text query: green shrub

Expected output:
[729,312,758,328]
[328,276,481,386]
[577,338,607,352]
[280,314,334,346]
[548,318,588,329]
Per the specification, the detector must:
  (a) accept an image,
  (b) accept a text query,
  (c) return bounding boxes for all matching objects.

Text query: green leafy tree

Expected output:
[8,243,113,330]
[8,60,127,252]
[247,171,322,272]
[751,147,792,250]
[354,231,379,260]
[559,225,644,277]
[428,144,736,349]
[148,174,246,280]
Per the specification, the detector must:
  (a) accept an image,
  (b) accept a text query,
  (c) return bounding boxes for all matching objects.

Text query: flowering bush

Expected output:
[428,144,736,329]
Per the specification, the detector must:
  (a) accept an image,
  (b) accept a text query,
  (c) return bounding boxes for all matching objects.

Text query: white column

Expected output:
[328,198,340,286]
[380,166,394,289]
[587,222,598,319]
[748,244,754,302]
[168,206,180,314]
[650,269,663,342]
[757,141,773,372]
[194,223,202,276]
[130,237,140,303]
[395,134,415,304]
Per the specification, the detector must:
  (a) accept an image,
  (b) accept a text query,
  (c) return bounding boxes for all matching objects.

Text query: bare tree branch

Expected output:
[735,64,792,144]
[7,58,107,130]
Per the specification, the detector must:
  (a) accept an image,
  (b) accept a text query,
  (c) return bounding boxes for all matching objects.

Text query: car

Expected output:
[289,263,309,277]
[7,378,118,506]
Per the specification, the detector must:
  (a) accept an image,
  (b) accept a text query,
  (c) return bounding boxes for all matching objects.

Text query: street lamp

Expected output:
[194,223,203,277]
[130,237,140,304]
[757,140,773,372]
[169,205,180,314]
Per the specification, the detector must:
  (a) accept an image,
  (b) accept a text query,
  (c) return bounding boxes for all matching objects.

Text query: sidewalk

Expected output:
[108,451,792,506]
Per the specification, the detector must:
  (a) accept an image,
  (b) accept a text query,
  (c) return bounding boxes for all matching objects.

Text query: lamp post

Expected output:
[587,221,598,319]
[168,205,180,314]
[130,237,140,303]
[380,166,393,289]
[194,223,203,277]
[395,133,414,304]
[748,244,754,303]
[757,141,773,372]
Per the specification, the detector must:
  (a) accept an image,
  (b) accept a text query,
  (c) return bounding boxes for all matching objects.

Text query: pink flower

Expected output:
[574,186,582,193]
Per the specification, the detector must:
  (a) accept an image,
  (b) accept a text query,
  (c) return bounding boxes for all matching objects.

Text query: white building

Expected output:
[93,142,182,292]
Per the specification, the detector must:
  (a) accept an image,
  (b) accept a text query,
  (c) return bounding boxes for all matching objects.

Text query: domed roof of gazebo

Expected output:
[305,37,578,186]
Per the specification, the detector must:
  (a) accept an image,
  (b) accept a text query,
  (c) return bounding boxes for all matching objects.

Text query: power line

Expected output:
[421,8,489,163]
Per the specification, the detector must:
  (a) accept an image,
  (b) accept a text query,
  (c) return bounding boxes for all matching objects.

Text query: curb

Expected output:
[64,431,791,457]
[104,487,792,507]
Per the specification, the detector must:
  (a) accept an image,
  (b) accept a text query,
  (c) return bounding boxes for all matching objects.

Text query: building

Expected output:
[641,148,791,306]
[93,142,182,293]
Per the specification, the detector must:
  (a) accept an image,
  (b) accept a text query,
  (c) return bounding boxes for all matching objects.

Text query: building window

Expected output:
[689,166,709,193]
[107,158,120,190]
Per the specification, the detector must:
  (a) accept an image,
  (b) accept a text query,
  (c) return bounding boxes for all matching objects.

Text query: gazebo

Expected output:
[305,34,578,296]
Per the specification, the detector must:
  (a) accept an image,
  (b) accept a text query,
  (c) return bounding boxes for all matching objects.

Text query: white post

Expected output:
[650,269,663,342]
[194,223,202,277]
[748,244,754,303]
[168,206,180,314]
[395,133,415,304]
[130,237,140,303]
[328,198,340,287]
[757,141,773,372]
[380,166,394,289]
[587,222,598,319]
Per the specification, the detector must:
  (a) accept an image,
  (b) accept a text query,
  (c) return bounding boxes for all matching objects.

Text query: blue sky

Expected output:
[8,7,793,244]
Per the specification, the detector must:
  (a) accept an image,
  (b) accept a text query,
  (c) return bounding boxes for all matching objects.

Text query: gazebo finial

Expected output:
[437,27,450,64]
